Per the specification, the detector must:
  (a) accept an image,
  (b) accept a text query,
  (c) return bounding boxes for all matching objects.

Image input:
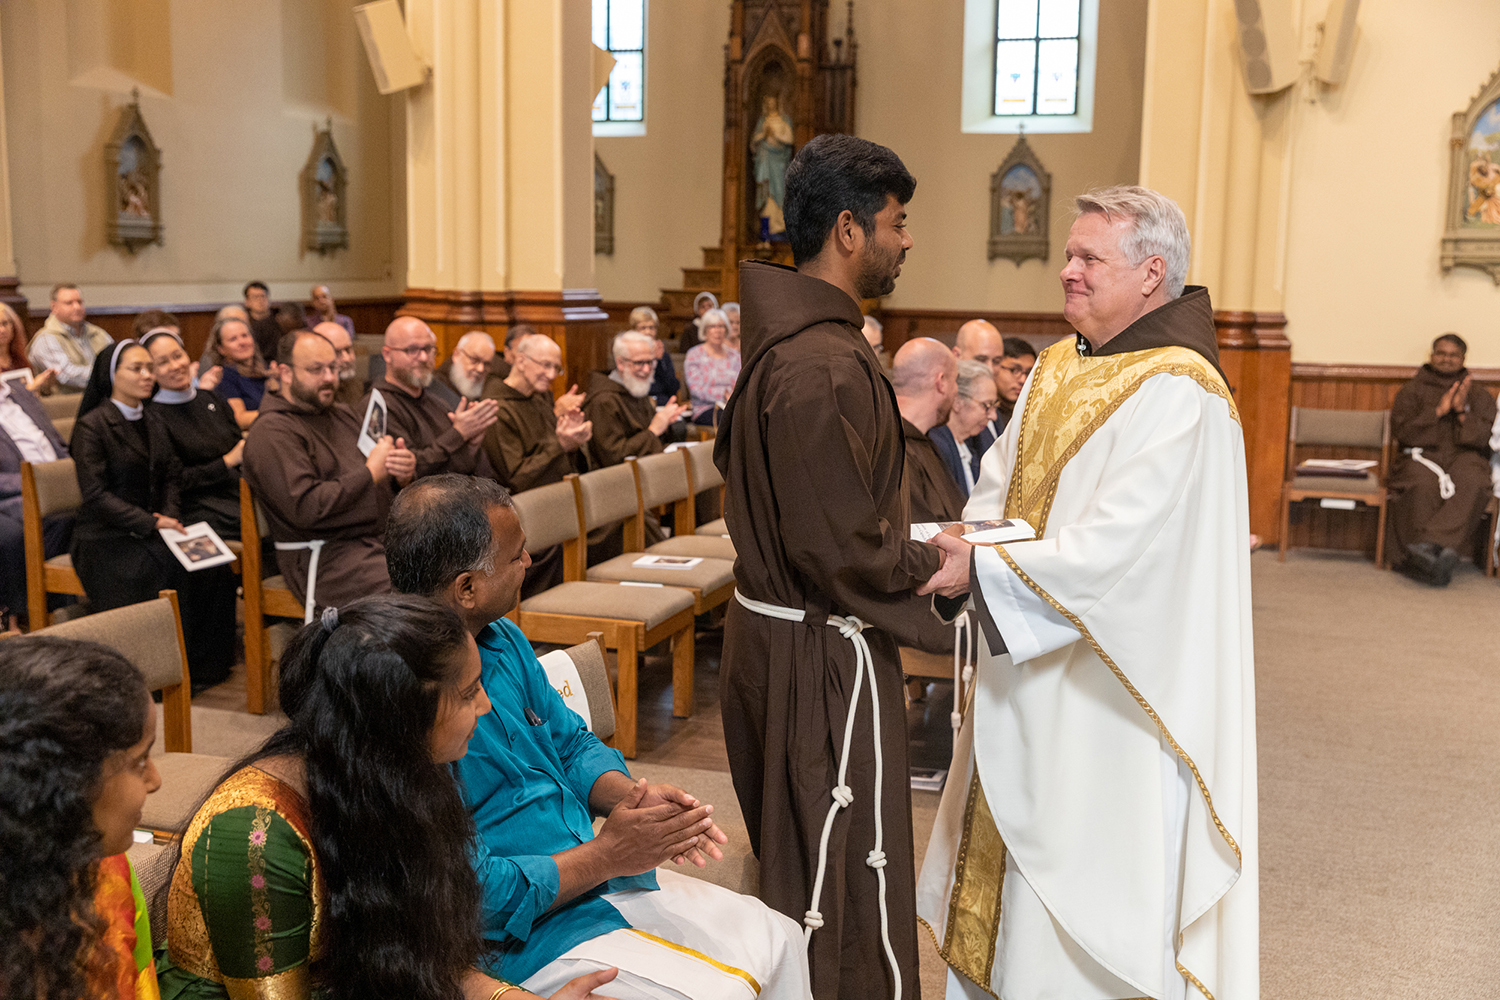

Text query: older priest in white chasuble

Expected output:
[919,187,1258,1000]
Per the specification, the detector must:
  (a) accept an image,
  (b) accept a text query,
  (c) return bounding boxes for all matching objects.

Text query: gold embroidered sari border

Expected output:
[991,546,1242,864]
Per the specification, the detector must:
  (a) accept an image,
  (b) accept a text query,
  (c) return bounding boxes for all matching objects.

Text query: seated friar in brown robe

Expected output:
[1388,335,1498,586]
[902,418,966,523]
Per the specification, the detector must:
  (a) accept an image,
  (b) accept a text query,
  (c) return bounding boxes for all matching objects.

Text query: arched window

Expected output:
[592,0,646,136]
[962,0,1097,133]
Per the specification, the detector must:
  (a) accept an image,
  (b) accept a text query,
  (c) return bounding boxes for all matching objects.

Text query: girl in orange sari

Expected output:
[0,635,163,999]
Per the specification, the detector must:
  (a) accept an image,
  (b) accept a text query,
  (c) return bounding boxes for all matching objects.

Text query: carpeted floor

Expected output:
[180,550,1500,998]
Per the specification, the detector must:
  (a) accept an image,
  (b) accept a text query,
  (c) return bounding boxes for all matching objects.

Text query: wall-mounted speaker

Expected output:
[1314,0,1360,86]
[1233,0,1299,95]
[354,0,429,95]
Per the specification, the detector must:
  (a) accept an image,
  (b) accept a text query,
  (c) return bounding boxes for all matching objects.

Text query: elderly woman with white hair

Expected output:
[928,359,998,496]
[628,304,681,407]
[682,307,739,427]
[722,301,741,351]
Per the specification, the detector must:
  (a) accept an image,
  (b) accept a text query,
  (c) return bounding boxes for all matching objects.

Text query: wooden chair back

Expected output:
[511,479,586,579]
[238,478,302,713]
[680,441,724,519]
[557,633,616,741]
[40,393,80,423]
[51,416,75,442]
[570,466,644,561]
[34,590,193,753]
[1285,407,1392,481]
[632,453,695,547]
[21,459,85,628]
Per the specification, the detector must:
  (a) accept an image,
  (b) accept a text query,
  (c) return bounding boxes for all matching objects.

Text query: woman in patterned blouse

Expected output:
[155,595,616,1000]
[683,308,740,427]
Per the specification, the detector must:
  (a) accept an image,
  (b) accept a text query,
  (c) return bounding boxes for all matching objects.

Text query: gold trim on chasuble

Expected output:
[165,767,323,991]
[934,341,1238,999]
[1003,340,1238,537]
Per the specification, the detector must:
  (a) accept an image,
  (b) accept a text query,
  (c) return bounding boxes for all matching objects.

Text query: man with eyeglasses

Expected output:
[364,316,498,481]
[583,331,689,469]
[487,331,592,493]
[438,330,507,402]
[1388,332,1497,586]
[311,321,365,408]
[243,330,417,613]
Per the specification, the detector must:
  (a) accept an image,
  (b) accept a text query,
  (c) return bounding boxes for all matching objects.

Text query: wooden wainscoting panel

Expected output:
[1287,362,1500,555]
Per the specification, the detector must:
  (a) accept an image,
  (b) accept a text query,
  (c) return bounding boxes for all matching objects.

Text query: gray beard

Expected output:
[396,367,434,391]
[451,369,484,398]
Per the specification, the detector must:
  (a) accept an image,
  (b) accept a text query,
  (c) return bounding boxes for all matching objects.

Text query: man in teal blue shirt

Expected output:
[386,475,811,999]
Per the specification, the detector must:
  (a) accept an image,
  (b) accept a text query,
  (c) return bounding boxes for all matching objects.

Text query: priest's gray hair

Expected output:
[955,360,994,400]
[1075,186,1191,300]
[612,330,656,360]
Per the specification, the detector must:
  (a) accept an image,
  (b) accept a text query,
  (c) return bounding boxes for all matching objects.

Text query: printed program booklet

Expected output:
[1296,458,1377,478]
[910,518,1036,544]
[357,388,388,456]
[159,522,238,572]
[631,554,703,570]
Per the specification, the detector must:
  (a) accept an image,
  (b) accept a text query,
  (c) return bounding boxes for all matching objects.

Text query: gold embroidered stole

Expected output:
[166,767,321,996]
[932,340,1237,996]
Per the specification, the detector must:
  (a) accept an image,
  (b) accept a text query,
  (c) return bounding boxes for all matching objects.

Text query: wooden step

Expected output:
[659,289,698,316]
[681,267,720,291]
[701,245,724,268]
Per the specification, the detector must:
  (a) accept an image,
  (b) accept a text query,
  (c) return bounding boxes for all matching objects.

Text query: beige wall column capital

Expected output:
[0,14,22,301]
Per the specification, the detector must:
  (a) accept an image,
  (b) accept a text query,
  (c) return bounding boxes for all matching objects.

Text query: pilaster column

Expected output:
[399,0,606,391]
[0,17,27,319]
[1138,0,1295,542]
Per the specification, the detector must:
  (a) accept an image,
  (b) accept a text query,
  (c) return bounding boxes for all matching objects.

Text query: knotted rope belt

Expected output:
[733,589,903,1000]
[274,539,326,624]
[1404,447,1456,500]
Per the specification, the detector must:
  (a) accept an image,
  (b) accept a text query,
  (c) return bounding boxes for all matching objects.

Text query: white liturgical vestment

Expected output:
[918,334,1258,1000]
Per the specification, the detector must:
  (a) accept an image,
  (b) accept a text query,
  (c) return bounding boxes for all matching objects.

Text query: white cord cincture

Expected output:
[734,589,903,1000]
[1405,447,1456,500]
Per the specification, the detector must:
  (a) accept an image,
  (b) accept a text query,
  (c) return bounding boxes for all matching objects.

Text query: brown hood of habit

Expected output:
[716,261,870,463]
[1410,363,1469,390]
[1083,285,1225,383]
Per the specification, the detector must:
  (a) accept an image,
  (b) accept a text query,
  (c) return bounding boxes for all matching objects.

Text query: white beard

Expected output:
[451,368,484,398]
[617,369,652,398]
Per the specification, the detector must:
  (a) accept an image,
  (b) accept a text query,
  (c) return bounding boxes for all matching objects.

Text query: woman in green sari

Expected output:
[157,594,615,1000]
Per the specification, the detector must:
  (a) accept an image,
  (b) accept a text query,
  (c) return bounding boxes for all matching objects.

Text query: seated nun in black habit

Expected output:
[70,341,237,689]
[141,327,244,539]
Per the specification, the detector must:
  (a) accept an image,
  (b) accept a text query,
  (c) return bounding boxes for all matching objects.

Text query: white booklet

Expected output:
[357,388,388,456]
[0,367,32,389]
[910,518,1036,544]
[159,521,238,571]
[631,554,703,570]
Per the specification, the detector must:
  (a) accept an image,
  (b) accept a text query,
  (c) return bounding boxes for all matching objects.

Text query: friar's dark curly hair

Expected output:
[216,594,481,1000]
[0,635,149,1000]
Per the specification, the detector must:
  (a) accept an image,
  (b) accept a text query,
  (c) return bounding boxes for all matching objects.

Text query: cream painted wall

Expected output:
[592,0,1148,312]
[1,0,405,311]
[1282,0,1500,366]
[858,0,1147,312]
[593,0,729,303]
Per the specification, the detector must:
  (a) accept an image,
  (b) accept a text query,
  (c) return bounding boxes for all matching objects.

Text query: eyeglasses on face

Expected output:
[521,353,563,376]
[960,395,999,415]
[295,363,338,378]
[620,357,655,371]
[391,343,437,358]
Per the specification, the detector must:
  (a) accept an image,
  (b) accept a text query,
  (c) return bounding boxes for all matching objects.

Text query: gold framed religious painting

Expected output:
[301,121,349,254]
[1441,63,1500,283]
[105,90,163,252]
[988,134,1050,266]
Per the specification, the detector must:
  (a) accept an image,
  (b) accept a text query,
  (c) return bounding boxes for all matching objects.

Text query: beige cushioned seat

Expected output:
[141,752,233,833]
[520,580,694,629]
[1290,473,1381,494]
[587,554,736,593]
[648,534,736,561]
[695,517,728,537]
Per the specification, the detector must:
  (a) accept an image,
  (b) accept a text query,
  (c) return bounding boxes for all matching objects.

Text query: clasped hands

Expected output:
[596,778,728,875]
[365,435,417,486]
[1436,374,1472,422]
[447,396,500,443]
[917,526,974,599]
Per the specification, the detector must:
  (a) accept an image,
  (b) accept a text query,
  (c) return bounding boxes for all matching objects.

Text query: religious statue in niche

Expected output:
[1441,63,1500,282]
[301,121,349,254]
[988,133,1050,265]
[594,153,615,255]
[105,90,163,252]
[748,56,795,245]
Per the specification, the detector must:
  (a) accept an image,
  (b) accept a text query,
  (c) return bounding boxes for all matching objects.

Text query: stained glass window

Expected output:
[993,0,1080,117]
[592,0,645,123]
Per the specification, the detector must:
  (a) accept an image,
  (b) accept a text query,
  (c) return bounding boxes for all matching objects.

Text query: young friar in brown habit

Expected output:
[1388,332,1497,586]
[714,134,971,1000]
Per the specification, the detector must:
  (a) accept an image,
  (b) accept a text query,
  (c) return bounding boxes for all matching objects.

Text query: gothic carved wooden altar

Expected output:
[715,0,858,301]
